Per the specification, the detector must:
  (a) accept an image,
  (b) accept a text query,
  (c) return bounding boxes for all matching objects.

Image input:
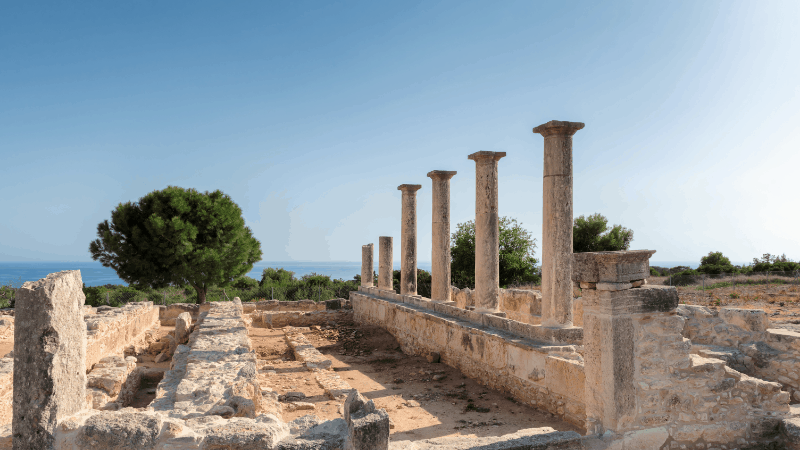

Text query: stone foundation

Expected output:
[85,302,160,370]
[351,287,586,427]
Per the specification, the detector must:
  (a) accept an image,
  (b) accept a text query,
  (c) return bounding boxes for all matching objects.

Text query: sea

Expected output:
[0,261,433,287]
[1,260,751,288]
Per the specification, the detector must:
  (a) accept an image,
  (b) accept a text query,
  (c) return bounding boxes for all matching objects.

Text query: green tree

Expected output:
[450,217,539,288]
[573,213,633,253]
[89,186,262,304]
[697,251,736,274]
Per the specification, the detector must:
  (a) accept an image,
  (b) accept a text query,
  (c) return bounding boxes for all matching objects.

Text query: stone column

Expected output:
[428,170,457,302]
[361,244,374,287]
[397,184,422,295]
[378,236,393,291]
[13,270,87,449]
[533,120,584,328]
[467,151,506,312]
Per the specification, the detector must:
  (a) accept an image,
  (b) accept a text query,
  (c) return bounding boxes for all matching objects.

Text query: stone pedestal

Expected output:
[397,184,422,295]
[576,251,677,435]
[533,120,584,328]
[361,244,374,287]
[427,170,457,302]
[13,270,87,449]
[467,151,505,312]
[378,237,393,291]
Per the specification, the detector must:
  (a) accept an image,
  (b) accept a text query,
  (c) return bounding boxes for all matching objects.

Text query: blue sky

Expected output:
[1,1,798,265]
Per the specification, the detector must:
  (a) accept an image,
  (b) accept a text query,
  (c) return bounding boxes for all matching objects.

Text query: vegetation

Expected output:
[573,213,633,253]
[696,251,737,274]
[450,217,540,288]
[89,186,262,304]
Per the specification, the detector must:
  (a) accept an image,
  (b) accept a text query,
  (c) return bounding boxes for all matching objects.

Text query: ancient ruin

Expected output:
[2,120,799,449]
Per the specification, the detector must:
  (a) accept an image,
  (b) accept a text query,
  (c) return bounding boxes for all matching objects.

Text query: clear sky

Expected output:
[1,1,798,265]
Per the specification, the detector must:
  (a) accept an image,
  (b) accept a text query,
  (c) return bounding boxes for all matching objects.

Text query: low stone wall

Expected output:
[251,310,352,329]
[158,303,200,325]
[0,358,10,426]
[451,286,585,326]
[151,299,270,420]
[85,302,160,371]
[678,304,800,402]
[351,287,586,427]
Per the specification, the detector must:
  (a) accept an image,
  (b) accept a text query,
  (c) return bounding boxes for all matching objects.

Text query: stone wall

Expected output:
[626,310,789,446]
[678,304,800,402]
[251,310,352,329]
[451,286,584,326]
[85,302,160,371]
[351,287,586,427]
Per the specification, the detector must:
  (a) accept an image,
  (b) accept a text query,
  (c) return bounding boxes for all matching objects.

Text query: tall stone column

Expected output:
[427,170,457,302]
[533,120,584,328]
[397,184,422,295]
[468,151,506,312]
[361,244,374,287]
[378,236,393,291]
[14,270,87,449]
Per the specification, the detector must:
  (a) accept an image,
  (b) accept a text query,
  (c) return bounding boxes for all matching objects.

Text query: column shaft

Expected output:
[468,151,506,311]
[428,171,457,301]
[533,120,584,328]
[378,237,393,291]
[398,184,422,295]
[361,244,374,287]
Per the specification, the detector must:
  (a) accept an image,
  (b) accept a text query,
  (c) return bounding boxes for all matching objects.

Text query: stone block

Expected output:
[345,391,389,450]
[545,356,585,403]
[596,282,632,292]
[582,286,679,315]
[572,250,656,283]
[718,308,770,333]
[76,412,162,449]
[174,312,193,345]
[13,270,87,449]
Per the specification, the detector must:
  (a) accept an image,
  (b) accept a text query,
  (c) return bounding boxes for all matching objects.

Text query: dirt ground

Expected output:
[249,321,582,441]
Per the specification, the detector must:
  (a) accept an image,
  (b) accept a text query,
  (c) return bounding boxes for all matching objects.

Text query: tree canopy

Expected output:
[451,217,540,288]
[573,213,633,253]
[89,186,262,304]
[697,251,736,274]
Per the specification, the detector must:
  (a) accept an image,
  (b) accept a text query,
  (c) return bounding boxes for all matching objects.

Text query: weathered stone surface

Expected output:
[203,416,289,449]
[468,151,505,312]
[427,170,456,302]
[361,244,374,287]
[389,427,583,449]
[533,120,583,329]
[582,285,679,315]
[75,411,162,449]
[284,329,333,371]
[572,250,656,283]
[174,312,193,345]
[159,303,199,326]
[86,355,138,409]
[345,390,389,450]
[85,301,160,370]
[378,237,393,291]
[782,416,800,450]
[13,270,87,450]
[251,310,352,329]
[595,281,632,292]
[398,184,421,295]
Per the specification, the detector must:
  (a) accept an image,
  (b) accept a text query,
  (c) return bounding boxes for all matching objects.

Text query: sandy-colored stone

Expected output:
[378,237,393,291]
[361,243,374,287]
[532,120,583,329]
[13,270,87,450]
[398,184,421,295]
[427,170,456,302]
[175,312,193,345]
[468,151,506,312]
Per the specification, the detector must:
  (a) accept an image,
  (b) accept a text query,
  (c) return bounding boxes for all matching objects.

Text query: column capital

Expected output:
[426,170,457,180]
[397,184,422,192]
[468,151,506,162]
[532,120,585,137]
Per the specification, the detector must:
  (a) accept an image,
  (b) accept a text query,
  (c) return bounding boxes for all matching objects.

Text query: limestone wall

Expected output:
[85,302,160,371]
[678,304,800,402]
[351,287,586,427]
[451,286,584,326]
[626,310,789,447]
[251,310,352,329]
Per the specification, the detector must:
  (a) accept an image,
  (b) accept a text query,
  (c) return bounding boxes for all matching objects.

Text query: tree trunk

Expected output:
[196,287,206,304]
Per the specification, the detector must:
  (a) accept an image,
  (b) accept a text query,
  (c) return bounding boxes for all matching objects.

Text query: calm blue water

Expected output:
[0,261,433,287]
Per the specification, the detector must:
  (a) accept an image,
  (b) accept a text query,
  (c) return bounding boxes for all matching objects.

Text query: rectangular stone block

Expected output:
[13,271,87,449]
[582,286,679,315]
[572,250,656,283]
[545,356,585,403]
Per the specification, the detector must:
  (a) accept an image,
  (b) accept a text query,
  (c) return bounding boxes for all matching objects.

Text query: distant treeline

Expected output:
[650,252,800,286]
